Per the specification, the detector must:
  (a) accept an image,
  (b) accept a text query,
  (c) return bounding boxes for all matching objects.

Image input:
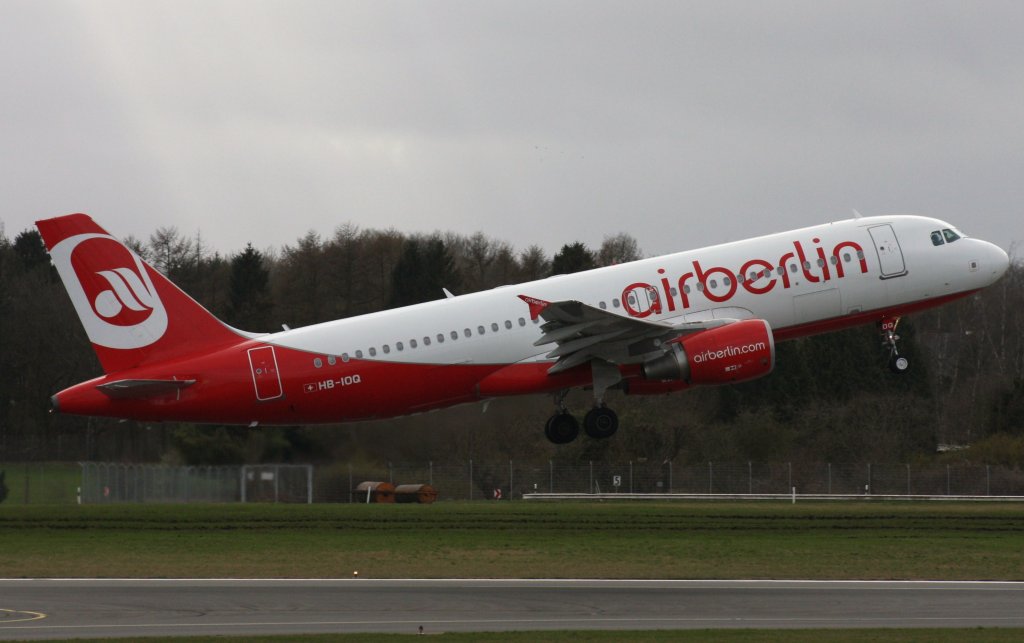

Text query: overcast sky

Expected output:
[2,1,1022,259]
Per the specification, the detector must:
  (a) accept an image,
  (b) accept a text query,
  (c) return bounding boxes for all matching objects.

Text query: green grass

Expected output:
[26,630,1024,642]
[0,463,80,505]
[1,501,1023,579]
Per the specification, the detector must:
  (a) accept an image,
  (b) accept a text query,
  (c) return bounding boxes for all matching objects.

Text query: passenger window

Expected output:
[709,279,717,288]
[437,333,444,343]
[856,250,865,260]
[830,256,838,265]
[802,261,811,270]
[817,258,825,267]
[491,322,499,332]
[612,298,620,308]
[410,339,417,348]
[789,264,798,273]
[464,328,471,338]
[843,253,851,262]
[931,230,944,246]
[670,287,678,296]
[683,285,691,294]
[369,347,377,357]
[396,341,403,351]
[355,350,363,359]
[313,358,323,368]
[341,353,349,363]
[478,325,486,335]
[423,337,430,346]
[696,283,704,292]
[599,301,607,310]
[518,317,526,326]
[943,229,960,243]
[383,344,391,354]
[777,266,785,275]
[627,294,636,305]
[327,355,337,366]
[762,270,771,279]
[723,277,731,287]
[504,320,512,329]
[452,330,459,340]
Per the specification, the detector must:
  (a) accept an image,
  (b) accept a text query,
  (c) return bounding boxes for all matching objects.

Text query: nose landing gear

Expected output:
[880,317,909,374]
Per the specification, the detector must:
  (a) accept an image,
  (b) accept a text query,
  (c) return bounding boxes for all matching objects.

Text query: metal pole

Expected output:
[867,463,871,495]
[629,461,633,493]
[470,459,474,500]
[589,461,593,494]
[669,461,673,493]
[348,462,353,504]
[787,462,792,492]
[947,465,951,496]
[987,465,991,496]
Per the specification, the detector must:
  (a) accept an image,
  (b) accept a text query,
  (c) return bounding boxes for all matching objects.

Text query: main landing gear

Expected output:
[544,384,621,445]
[543,404,620,444]
[880,316,909,374]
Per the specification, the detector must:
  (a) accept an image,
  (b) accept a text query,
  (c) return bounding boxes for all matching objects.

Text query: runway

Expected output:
[1,579,1023,639]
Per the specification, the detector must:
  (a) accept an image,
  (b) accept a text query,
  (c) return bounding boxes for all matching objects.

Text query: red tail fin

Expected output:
[36,213,245,373]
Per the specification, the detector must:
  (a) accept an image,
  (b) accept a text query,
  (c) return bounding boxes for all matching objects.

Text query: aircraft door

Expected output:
[624,284,660,315]
[248,346,283,401]
[868,224,908,279]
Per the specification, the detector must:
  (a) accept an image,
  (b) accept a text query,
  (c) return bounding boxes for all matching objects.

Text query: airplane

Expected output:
[37,213,1009,444]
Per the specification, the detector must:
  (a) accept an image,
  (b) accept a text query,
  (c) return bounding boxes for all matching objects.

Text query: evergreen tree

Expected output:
[389,236,461,308]
[227,243,273,331]
[12,230,48,271]
[550,241,596,275]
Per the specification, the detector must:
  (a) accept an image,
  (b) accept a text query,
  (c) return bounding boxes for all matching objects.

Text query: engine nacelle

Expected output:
[641,319,775,386]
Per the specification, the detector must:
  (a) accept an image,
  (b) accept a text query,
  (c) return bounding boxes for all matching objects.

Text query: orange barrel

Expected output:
[354,481,396,503]
[394,484,438,504]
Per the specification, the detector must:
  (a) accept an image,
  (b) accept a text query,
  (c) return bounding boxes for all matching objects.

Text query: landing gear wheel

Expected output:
[889,354,909,374]
[544,413,580,444]
[584,406,619,439]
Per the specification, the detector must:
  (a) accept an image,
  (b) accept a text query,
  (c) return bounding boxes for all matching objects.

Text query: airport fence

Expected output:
[1,461,1023,504]
[325,460,1024,502]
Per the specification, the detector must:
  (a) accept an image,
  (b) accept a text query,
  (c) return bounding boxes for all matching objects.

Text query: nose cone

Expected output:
[986,241,1011,283]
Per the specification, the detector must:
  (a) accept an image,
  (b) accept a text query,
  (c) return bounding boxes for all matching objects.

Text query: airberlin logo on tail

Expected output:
[49,233,168,349]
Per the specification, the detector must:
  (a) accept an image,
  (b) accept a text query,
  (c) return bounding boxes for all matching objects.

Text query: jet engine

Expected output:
[641,319,775,386]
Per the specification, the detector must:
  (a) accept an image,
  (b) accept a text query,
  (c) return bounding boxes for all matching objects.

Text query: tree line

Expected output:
[0,222,1021,469]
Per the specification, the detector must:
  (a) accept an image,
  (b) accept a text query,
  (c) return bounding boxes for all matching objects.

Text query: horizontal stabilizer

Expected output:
[97,379,196,399]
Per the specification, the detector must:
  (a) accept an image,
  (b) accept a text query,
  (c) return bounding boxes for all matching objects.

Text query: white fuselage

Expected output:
[266,215,1006,368]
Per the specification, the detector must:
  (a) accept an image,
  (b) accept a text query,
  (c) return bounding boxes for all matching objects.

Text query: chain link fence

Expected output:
[1,461,1022,504]
[75,463,312,503]
[320,460,1024,502]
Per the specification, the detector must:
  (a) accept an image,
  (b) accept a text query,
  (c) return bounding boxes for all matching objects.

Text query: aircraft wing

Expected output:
[518,295,729,374]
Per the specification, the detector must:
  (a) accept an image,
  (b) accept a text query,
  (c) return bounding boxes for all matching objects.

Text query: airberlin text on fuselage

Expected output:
[622,238,868,318]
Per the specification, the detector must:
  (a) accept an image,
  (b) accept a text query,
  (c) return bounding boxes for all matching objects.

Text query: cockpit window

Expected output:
[930,231,944,246]
[942,228,961,243]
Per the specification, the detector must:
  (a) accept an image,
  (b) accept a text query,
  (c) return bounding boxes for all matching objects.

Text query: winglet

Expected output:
[518,294,550,321]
